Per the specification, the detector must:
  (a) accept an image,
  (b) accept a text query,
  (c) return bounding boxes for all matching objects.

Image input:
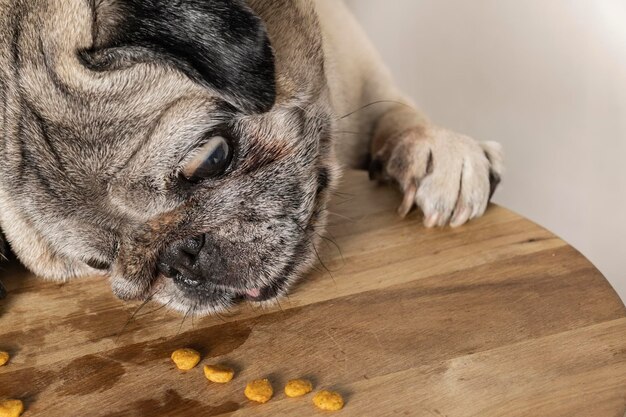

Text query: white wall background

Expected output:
[345,0,626,302]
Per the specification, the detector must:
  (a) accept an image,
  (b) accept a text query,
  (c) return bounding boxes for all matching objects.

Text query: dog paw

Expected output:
[370,127,503,227]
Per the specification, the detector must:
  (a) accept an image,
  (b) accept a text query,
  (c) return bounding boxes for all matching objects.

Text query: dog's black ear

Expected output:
[85,0,276,113]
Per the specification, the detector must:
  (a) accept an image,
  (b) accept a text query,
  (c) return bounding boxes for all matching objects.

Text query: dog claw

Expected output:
[450,207,471,228]
[397,184,417,218]
[424,213,440,228]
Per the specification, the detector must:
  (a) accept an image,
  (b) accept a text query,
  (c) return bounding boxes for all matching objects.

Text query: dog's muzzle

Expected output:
[156,234,277,301]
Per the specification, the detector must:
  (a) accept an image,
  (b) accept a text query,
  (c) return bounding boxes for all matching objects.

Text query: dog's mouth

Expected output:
[186,259,293,304]
[145,267,292,317]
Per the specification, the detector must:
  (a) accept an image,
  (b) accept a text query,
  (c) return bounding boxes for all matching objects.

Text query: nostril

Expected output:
[176,251,196,269]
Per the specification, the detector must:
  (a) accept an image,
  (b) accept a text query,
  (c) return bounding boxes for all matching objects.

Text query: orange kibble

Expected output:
[285,379,313,397]
[313,390,344,411]
[244,379,273,403]
[203,364,235,383]
[170,348,201,370]
[0,399,24,417]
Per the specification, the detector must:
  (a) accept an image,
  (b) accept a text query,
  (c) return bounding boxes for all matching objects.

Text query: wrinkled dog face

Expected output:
[0,0,337,314]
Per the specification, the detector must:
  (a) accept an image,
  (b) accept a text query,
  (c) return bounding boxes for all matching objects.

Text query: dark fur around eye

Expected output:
[84,0,276,113]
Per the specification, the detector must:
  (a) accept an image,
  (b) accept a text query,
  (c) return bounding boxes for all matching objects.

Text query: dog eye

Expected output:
[182,136,233,182]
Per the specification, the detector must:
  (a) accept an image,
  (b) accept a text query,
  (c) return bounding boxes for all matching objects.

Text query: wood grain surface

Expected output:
[0,170,625,417]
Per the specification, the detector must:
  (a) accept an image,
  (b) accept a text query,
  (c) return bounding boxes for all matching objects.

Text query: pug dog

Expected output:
[0,0,503,314]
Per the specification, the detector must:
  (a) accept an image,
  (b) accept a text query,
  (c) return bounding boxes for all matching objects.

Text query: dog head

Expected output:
[0,0,338,314]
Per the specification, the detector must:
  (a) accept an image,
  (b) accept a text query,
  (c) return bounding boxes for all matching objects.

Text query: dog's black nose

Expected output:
[157,234,206,287]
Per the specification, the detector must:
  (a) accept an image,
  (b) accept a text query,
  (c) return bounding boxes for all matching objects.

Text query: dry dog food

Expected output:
[0,399,24,417]
[284,379,313,397]
[244,379,273,403]
[313,390,344,411]
[170,348,201,370]
[203,364,235,383]
[0,352,9,366]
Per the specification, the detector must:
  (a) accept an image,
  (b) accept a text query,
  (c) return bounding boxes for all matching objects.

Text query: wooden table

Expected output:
[1,170,625,417]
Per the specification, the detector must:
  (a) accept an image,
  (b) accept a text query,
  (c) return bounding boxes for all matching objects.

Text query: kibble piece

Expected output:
[313,390,344,411]
[284,379,313,397]
[244,379,273,403]
[0,399,24,417]
[203,364,235,383]
[0,351,9,366]
[170,348,201,370]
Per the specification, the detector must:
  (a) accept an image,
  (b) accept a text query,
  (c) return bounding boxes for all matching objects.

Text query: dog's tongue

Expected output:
[246,288,261,298]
